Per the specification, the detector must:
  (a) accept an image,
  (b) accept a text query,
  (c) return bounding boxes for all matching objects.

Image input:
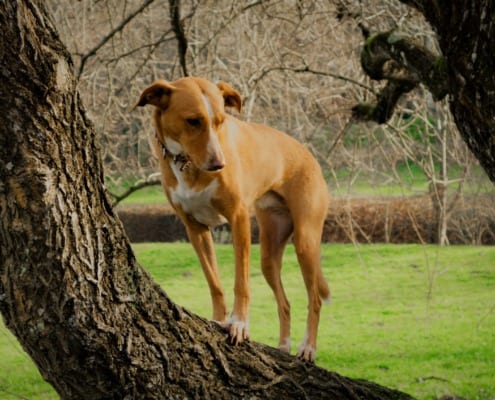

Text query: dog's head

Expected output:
[134,77,242,172]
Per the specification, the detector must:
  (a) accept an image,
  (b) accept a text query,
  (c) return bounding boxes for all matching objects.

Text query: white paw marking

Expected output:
[297,342,316,362]
[278,337,291,354]
[228,314,249,345]
[297,333,316,362]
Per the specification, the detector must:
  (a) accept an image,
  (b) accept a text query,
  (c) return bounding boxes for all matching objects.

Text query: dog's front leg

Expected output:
[228,207,251,345]
[183,216,228,324]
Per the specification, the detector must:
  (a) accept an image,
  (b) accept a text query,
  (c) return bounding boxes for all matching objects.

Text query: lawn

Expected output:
[1,244,494,399]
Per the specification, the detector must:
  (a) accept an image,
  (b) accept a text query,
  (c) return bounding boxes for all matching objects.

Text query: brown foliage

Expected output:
[119,196,495,245]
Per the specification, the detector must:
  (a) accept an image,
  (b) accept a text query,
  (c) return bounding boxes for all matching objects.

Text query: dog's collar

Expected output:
[155,132,192,172]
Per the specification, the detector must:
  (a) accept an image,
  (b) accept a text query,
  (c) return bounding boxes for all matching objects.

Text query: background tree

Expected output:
[0,1,414,398]
[351,0,495,181]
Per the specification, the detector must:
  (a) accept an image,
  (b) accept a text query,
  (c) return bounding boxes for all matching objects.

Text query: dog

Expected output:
[134,77,330,361]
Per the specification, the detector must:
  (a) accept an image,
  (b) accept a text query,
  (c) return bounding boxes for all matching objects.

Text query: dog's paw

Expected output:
[278,337,291,354]
[296,341,316,362]
[227,316,249,345]
[212,317,229,328]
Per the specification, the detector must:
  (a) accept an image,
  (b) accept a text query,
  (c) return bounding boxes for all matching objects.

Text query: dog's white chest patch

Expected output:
[170,176,226,227]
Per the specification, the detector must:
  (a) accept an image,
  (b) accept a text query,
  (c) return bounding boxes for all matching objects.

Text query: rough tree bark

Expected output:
[0,2,413,399]
[353,0,495,183]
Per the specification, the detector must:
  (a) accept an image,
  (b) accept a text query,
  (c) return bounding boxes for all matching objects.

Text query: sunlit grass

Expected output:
[0,331,56,400]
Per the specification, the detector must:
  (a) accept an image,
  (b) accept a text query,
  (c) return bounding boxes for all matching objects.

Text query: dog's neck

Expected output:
[155,132,192,172]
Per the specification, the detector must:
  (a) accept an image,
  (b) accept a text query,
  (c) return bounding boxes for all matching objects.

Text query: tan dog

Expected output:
[135,77,330,361]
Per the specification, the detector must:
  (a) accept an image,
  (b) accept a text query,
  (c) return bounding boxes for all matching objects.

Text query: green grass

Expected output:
[1,244,494,399]
[121,185,165,204]
[0,330,56,400]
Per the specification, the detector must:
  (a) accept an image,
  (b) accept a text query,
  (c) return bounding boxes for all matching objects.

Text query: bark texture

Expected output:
[356,0,495,182]
[0,2,414,399]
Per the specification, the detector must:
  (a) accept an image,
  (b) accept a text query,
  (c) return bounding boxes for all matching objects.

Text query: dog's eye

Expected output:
[186,118,201,128]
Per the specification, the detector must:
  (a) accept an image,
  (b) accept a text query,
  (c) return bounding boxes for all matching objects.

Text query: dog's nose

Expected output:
[204,151,225,172]
[206,160,225,171]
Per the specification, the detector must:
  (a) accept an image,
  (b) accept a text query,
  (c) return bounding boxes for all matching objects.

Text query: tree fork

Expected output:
[352,30,448,124]
[0,2,414,399]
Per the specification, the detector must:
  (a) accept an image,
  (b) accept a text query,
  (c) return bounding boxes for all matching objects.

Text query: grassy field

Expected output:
[1,243,494,399]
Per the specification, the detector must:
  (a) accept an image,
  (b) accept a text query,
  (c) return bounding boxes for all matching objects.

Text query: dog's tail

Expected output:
[318,268,331,305]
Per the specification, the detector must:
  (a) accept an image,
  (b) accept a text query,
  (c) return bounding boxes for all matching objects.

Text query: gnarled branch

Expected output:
[353,30,448,123]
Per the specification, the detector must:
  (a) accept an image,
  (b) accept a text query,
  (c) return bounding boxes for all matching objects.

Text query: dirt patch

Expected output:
[116,195,495,244]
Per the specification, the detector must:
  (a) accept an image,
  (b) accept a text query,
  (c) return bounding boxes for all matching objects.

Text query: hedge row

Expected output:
[117,196,495,245]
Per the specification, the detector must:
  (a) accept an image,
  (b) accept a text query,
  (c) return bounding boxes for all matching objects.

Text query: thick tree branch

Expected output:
[352,30,448,123]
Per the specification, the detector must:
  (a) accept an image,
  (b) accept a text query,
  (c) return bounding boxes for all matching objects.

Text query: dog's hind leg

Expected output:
[293,225,325,362]
[289,193,329,362]
[255,204,294,354]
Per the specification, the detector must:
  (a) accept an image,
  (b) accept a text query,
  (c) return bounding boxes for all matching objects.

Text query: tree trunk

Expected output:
[0,2,412,399]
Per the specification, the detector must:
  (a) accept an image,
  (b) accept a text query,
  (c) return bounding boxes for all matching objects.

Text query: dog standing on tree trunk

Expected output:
[135,77,330,361]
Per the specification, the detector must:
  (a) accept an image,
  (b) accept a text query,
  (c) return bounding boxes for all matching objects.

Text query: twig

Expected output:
[77,0,156,79]
[416,375,450,383]
[109,176,161,206]
[250,65,375,95]
[477,303,495,329]
[196,0,270,53]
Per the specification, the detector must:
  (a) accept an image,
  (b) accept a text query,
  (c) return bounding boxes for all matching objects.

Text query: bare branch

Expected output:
[196,0,272,54]
[168,0,189,76]
[249,65,375,95]
[77,0,156,79]
[109,175,161,207]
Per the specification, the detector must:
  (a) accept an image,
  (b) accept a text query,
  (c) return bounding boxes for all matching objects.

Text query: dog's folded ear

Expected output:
[133,80,175,110]
[216,82,242,113]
